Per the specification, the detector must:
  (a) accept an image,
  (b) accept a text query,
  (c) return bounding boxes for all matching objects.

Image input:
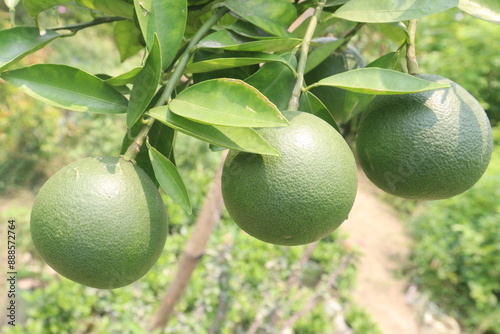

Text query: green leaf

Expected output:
[0,27,60,72]
[342,91,373,123]
[226,21,275,39]
[113,20,144,62]
[292,12,336,38]
[326,0,349,6]
[365,51,401,69]
[75,0,134,19]
[147,108,280,156]
[309,68,450,95]
[23,0,70,17]
[458,0,500,24]
[186,52,288,74]
[209,144,227,152]
[168,78,288,128]
[1,64,128,113]
[134,0,187,69]
[334,0,459,22]
[192,50,259,84]
[105,66,143,86]
[305,38,345,74]
[223,0,297,37]
[197,29,301,53]
[304,41,353,120]
[147,117,176,165]
[378,22,409,44]
[245,52,297,111]
[127,34,162,128]
[96,73,131,95]
[148,144,192,214]
[342,52,401,122]
[299,92,340,132]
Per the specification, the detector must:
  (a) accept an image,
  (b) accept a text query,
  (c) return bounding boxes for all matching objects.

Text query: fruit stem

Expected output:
[9,9,15,27]
[122,7,229,161]
[287,0,326,111]
[406,19,420,75]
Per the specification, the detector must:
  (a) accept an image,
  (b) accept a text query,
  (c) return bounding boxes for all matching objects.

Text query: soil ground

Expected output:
[340,167,420,334]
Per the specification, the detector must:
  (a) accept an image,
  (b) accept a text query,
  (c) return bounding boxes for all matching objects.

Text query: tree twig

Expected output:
[339,22,365,50]
[150,151,228,332]
[286,241,318,288]
[247,241,318,332]
[50,17,126,33]
[246,291,274,334]
[279,254,355,332]
[287,0,327,111]
[208,238,234,334]
[123,7,228,161]
[406,19,420,75]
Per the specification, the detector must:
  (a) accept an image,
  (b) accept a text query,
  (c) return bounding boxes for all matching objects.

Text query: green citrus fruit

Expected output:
[356,74,493,200]
[30,156,168,289]
[221,111,358,246]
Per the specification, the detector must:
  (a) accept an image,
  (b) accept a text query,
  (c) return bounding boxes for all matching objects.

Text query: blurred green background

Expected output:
[1,3,499,334]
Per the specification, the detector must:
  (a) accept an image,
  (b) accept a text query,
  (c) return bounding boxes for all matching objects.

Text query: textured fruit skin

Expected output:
[221,111,357,246]
[30,156,168,289]
[356,74,493,200]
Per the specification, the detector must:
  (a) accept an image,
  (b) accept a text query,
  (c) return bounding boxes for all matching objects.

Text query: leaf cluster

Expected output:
[3,1,499,330]
[2,0,492,214]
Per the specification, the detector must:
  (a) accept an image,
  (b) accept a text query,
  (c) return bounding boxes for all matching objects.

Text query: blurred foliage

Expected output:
[344,304,383,334]
[418,9,500,124]
[0,2,139,194]
[402,126,500,333]
[0,81,126,193]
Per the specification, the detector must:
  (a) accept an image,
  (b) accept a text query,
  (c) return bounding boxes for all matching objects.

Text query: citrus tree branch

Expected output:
[122,7,228,161]
[340,22,365,49]
[155,7,228,108]
[150,151,228,332]
[287,0,326,111]
[50,17,126,33]
[406,19,420,75]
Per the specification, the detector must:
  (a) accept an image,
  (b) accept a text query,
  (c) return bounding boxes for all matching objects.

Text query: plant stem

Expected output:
[9,9,15,27]
[287,0,326,111]
[122,7,228,161]
[122,118,155,162]
[340,22,365,49]
[406,19,420,75]
[50,17,126,33]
